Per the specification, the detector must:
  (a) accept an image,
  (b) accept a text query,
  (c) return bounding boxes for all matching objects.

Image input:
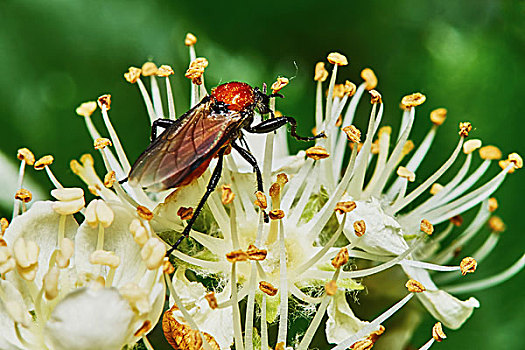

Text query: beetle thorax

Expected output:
[211,82,255,111]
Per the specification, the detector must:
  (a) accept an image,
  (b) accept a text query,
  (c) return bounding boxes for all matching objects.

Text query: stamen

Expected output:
[157,65,177,119]
[142,62,164,119]
[231,262,245,350]
[277,221,288,346]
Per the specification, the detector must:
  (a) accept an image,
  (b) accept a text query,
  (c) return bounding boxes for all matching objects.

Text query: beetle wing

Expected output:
[128,98,243,191]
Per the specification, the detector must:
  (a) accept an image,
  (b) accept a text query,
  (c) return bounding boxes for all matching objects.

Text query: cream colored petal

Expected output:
[0,280,33,349]
[326,290,372,344]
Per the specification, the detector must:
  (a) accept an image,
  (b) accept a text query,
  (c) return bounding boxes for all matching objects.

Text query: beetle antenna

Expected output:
[118,177,128,184]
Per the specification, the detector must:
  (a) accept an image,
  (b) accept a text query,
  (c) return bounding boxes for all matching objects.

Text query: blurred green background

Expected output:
[1,0,523,349]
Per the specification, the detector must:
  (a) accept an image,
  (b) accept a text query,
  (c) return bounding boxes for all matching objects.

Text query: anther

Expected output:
[15,189,32,203]
[401,140,415,156]
[205,292,218,309]
[141,238,166,269]
[420,219,434,235]
[345,80,357,96]
[269,183,281,199]
[332,247,349,268]
[136,205,153,221]
[185,57,208,85]
[246,244,267,261]
[56,238,74,268]
[134,321,152,338]
[185,32,197,46]
[306,145,330,160]
[430,183,444,195]
[34,155,54,170]
[177,206,194,220]
[361,68,377,90]
[449,215,463,227]
[271,77,289,93]
[327,52,348,66]
[314,62,329,82]
[333,84,345,99]
[508,153,523,169]
[432,322,447,342]
[259,281,278,296]
[17,148,35,166]
[343,125,361,143]
[463,139,482,154]
[141,62,158,76]
[104,171,116,188]
[0,218,8,235]
[325,280,338,296]
[276,173,289,186]
[488,197,498,212]
[124,67,142,83]
[162,258,175,274]
[269,209,285,220]
[334,201,356,215]
[353,220,366,237]
[479,145,502,160]
[401,92,426,108]
[369,89,382,104]
[221,185,235,205]
[488,216,505,233]
[85,199,114,228]
[460,257,477,275]
[459,122,472,137]
[94,137,112,150]
[226,250,249,263]
[405,279,426,293]
[157,65,174,77]
[254,191,268,210]
[397,166,415,182]
[51,187,85,215]
[430,108,447,125]
[97,94,111,110]
[76,101,98,117]
[43,267,60,300]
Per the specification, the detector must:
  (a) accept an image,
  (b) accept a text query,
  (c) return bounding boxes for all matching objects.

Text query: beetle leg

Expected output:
[245,116,326,141]
[166,147,226,256]
[151,119,175,141]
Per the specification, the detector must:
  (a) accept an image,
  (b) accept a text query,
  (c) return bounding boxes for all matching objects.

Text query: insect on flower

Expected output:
[123,81,325,255]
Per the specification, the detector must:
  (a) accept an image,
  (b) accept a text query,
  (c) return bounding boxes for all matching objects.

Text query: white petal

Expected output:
[44,287,135,350]
[0,280,34,349]
[325,290,371,344]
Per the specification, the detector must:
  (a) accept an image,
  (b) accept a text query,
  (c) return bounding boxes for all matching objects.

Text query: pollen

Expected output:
[369,89,382,104]
[406,279,426,293]
[306,145,330,160]
[221,185,235,205]
[432,322,447,342]
[246,244,267,261]
[15,189,32,203]
[353,220,366,237]
[34,155,54,170]
[94,137,112,150]
[185,32,197,46]
[488,216,506,233]
[124,67,142,83]
[157,65,174,77]
[345,80,357,96]
[97,94,111,110]
[430,108,447,125]
[205,292,218,309]
[325,280,338,296]
[314,62,329,82]
[459,122,472,137]
[397,166,416,182]
[361,68,378,90]
[479,145,502,160]
[269,209,285,220]
[17,148,35,165]
[488,197,498,212]
[460,257,477,275]
[450,215,464,227]
[259,281,278,296]
[463,139,482,154]
[508,152,523,169]
[332,247,349,268]
[401,92,426,108]
[342,125,361,143]
[420,219,434,235]
[334,201,357,214]
[254,191,268,210]
[136,205,154,221]
[226,249,249,263]
[271,77,289,93]
[0,218,8,235]
[327,52,348,66]
[103,171,116,188]
[141,62,158,76]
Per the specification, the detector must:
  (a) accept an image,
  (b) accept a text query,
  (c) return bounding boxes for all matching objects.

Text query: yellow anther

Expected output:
[94,137,112,150]
[34,155,54,170]
[460,257,477,275]
[342,125,361,143]
[162,258,175,274]
[488,197,498,212]
[104,171,116,188]
[254,191,268,210]
[449,215,463,227]
[137,205,154,221]
[97,94,111,110]
[271,77,289,93]
[17,148,35,166]
[327,52,348,66]
[397,166,416,182]
[185,57,209,85]
[314,62,329,82]
[246,244,267,261]
[332,84,346,99]
[124,67,142,83]
[331,247,349,268]
[406,279,426,293]
[226,249,249,263]
[344,80,357,96]
[459,121,472,137]
[15,189,32,203]
[205,292,218,309]
[463,139,482,154]
[479,145,502,160]
[185,32,197,46]
[401,140,415,156]
[0,218,8,235]
[269,209,285,220]
[430,183,444,195]
[488,216,506,233]
[334,201,356,215]
[369,89,382,104]
[157,65,174,77]
[176,206,194,221]
[420,219,434,235]
[75,101,98,117]
[508,152,523,169]
[259,281,278,296]
[430,108,447,125]
[134,321,152,338]
[432,322,447,342]
[325,280,338,296]
[353,220,366,237]
[306,145,330,160]
[141,62,158,76]
[361,68,377,90]
[401,92,426,108]
[221,185,235,205]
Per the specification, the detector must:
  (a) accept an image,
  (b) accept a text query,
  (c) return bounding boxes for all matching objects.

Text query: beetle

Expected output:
[125,82,325,255]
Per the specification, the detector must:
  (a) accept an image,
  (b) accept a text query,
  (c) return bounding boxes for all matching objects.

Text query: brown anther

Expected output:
[15,189,32,203]
[335,115,343,127]
[185,58,208,85]
[94,138,112,150]
[156,65,174,77]
[369,89,382,104]
[327,52,348,66]
[401,140,415,156]
[498,159,515,173]
[488,216,506,233]
[331,247,349,269]
[344,80,357,96]
[276,173,289,186]
[430,108,447,125]
[460,257,477,275]
[246,244,267,261]
[325,280,338,296]
[334,201,356,215]
[449,215,463,227]
[508,153,523,169]
[430,183,444,195]
[17,148,35,166]
[141,62,158,76]
[332,84,346,99]
[306,145,330,160]
[259,281,278,296]
[406,279,426,293]
[124,67,142,83]
[342,125,361,143]
[0,218,8,235]
[176,207,194,221]
[463,139,482,154]
[459,122,472,137]
[162,258,175,274]
[353,220,366,237]
[254,191,268,210]
[314,62,329,82]
[361,68,378,90]
[205,292,218,309]
[420,219,434,235]
[351,339,374,350]
[397,166,415,182]
[136,205,153,221]
[401,93,426,108]
[75,101,98,117]
[269,183,281,199]
[34,155,54,170]
[269,209,285,220]
[226,250,248,263]
[97,94,111,110]
[134,320,152,337]
[184,32,197,46]
[271,77,289,93]
[488,197,498,212]
[479,145,502,160]
[104,171,116,188]
[221,185,235,205]
[432,322,447,342]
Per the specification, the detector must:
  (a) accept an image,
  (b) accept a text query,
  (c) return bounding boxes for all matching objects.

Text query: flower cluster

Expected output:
[1,32,523,350]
